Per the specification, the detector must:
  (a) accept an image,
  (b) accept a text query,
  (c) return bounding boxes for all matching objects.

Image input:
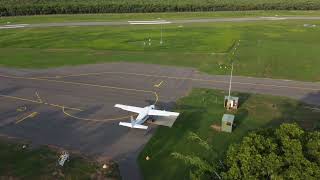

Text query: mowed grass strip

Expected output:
[138,89,320,180]
[0,21,320,81]
[0,24,237,52]
[0,48,227,73]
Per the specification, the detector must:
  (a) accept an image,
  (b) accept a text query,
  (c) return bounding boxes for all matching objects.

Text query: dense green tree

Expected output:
[222,123,320,179]
[305,131,320,165]
[1,0,320,16]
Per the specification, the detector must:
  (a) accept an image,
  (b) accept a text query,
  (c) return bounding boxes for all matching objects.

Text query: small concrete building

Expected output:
[224,96,239,110]
[221,114,235,133]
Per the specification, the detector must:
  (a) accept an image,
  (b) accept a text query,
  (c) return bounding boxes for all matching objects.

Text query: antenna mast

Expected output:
[228,62,233,99]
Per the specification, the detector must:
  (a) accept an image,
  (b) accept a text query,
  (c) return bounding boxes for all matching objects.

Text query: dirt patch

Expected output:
[211,124,221,132]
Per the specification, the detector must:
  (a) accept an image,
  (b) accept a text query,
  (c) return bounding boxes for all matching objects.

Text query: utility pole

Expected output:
[228,40,240,100]
[158,18,163,45]
[228,62,234,100]
[160,23,163,45]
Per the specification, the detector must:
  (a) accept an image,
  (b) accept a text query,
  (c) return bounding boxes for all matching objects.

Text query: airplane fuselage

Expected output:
[115,103,178,129]
[135,105,155,124]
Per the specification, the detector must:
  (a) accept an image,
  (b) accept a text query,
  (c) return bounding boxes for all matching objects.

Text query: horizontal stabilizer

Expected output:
[119,122,148,130]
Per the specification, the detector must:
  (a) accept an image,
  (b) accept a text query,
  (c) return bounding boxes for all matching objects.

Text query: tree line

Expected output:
[222,123,320,179]
[172,123,320,179]
[1,0,320,16]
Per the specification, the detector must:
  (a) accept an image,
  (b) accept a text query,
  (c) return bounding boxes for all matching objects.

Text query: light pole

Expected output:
[228,62,234,100]
[228,40,240,100]
[160,23,163,45]
[158,18,163,45]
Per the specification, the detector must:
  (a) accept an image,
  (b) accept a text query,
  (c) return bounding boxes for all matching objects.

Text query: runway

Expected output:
[0,62,319,179]
[1,16,320,29]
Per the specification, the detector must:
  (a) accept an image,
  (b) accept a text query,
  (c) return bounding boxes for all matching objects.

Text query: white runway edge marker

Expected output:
[0,24,29,29]
[259,17,287,20]
[128,20,171,25]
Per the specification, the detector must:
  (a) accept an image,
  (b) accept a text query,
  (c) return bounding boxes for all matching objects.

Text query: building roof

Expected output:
[222,114,235,123]
[224,96,239,101]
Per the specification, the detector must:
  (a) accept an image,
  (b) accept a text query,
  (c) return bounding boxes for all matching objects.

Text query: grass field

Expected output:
[1,19,320,81]
[0,140,120,179]
[1,11,320,24]
[138,89,320,180]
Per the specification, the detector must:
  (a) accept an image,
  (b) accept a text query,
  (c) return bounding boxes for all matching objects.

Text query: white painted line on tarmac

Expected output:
[0,24,29,29]
[0,26,23,29]
[129,22,172,25]
[128,20,171,25]
[128,20,167,23]
[259,17,287,20]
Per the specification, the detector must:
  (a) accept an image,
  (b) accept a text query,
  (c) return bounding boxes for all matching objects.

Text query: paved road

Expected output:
[0,62,319,179]
[1,16,320,29]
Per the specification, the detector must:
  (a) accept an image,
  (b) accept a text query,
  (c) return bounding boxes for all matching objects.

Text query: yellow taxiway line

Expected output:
[0,73,158,101]
[0,94,82,111]
[16,106,27,112]
[1,92,147,123]
[41,71,320,92]
[154,80,164,88]
[35,91,43,103]
[62,91,158,122]
[62,107,134,122]
[153,92,159,105]
[0,74,152,94]
[16,112,38,124]
[0,74,159,122]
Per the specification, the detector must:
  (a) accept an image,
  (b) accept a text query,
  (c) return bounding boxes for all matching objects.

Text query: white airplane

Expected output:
[115,104,180,130]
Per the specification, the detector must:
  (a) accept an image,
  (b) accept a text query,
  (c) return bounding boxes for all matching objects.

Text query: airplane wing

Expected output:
[114,104,143,114]
[148,109,180,117]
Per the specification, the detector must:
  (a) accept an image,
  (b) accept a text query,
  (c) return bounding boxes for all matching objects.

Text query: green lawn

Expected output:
[1,20,320,81]
[0,140,120,179]
[138,89,320,180]
[1,11,320,24]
